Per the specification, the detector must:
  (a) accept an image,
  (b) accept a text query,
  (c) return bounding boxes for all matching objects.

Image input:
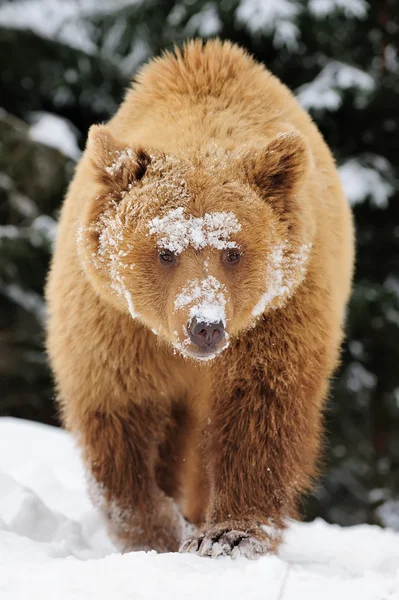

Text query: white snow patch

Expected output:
[148,208,241,254]
[0,225,22,240]
[167,4,187,27]
[377,500,399,531]
[252,242,311,317]
[0,0,142,54]
[309,0,368,19]
[120,38,152,76]
[1,417,399,599]
[29,112,81,160]
[385,44,399,74]
[0,0,95,53]
[174,275,228,327]
[11,193,37,218]
[339,156,394,208]
[31,215,57,245]
[124,289,139,320]
[297,61,375,112]
[185,2,221,37]
[346,362,376,392]
[0,418,114,562]
[236,0,301,50]
[0,216,56,248]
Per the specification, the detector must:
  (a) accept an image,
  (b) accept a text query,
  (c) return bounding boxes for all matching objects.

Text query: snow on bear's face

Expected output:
[77,125,314,362]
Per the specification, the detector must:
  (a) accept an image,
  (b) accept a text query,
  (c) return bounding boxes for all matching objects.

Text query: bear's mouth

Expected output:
[173,336,230,362]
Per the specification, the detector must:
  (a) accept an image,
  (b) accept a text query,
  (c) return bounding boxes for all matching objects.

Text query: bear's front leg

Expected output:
[180,358,326,559]
[78,403,186,553]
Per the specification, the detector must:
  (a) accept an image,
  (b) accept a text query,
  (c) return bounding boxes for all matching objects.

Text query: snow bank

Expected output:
[0,417,398,599]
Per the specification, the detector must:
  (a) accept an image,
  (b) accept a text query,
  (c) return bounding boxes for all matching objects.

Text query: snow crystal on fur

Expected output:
[147,208,241,254]
[252,242,312,316]
[88,472,187,549]
[105,148,135,176]
[76,205,139,319]
[173,275,230,361]
[124,289,139,320]
[174,275,228,326]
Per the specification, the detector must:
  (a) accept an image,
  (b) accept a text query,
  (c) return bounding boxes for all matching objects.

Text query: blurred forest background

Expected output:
[0,0,398,529]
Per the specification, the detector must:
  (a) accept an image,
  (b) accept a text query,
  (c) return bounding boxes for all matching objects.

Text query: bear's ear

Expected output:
[87,124,151,195]
[243,131,311,199]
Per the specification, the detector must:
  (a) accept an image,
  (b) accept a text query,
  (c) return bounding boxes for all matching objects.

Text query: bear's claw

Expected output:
[179,527,271,559]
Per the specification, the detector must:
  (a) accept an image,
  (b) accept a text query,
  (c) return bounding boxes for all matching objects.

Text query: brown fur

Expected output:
[45,40,354,557]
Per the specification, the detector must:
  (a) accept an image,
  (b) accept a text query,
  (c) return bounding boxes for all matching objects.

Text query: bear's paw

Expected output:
[179,523,274,559]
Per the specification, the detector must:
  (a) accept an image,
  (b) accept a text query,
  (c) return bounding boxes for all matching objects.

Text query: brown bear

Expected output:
[46,39,354,558]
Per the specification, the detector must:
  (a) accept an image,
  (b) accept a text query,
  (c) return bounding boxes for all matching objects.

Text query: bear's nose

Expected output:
[188,317,225,350]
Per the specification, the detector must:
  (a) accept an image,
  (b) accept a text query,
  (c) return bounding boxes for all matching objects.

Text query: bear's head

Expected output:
[77,125,315,361]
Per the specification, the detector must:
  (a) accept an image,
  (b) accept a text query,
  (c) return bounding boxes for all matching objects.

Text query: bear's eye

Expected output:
[159,249,176,266]
[222,249,241,266]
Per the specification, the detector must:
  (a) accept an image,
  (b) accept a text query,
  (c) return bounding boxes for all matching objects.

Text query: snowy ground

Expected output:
[0,417,398,599]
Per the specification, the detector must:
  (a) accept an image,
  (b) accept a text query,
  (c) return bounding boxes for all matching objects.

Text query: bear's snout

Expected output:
[188,317,225,352]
